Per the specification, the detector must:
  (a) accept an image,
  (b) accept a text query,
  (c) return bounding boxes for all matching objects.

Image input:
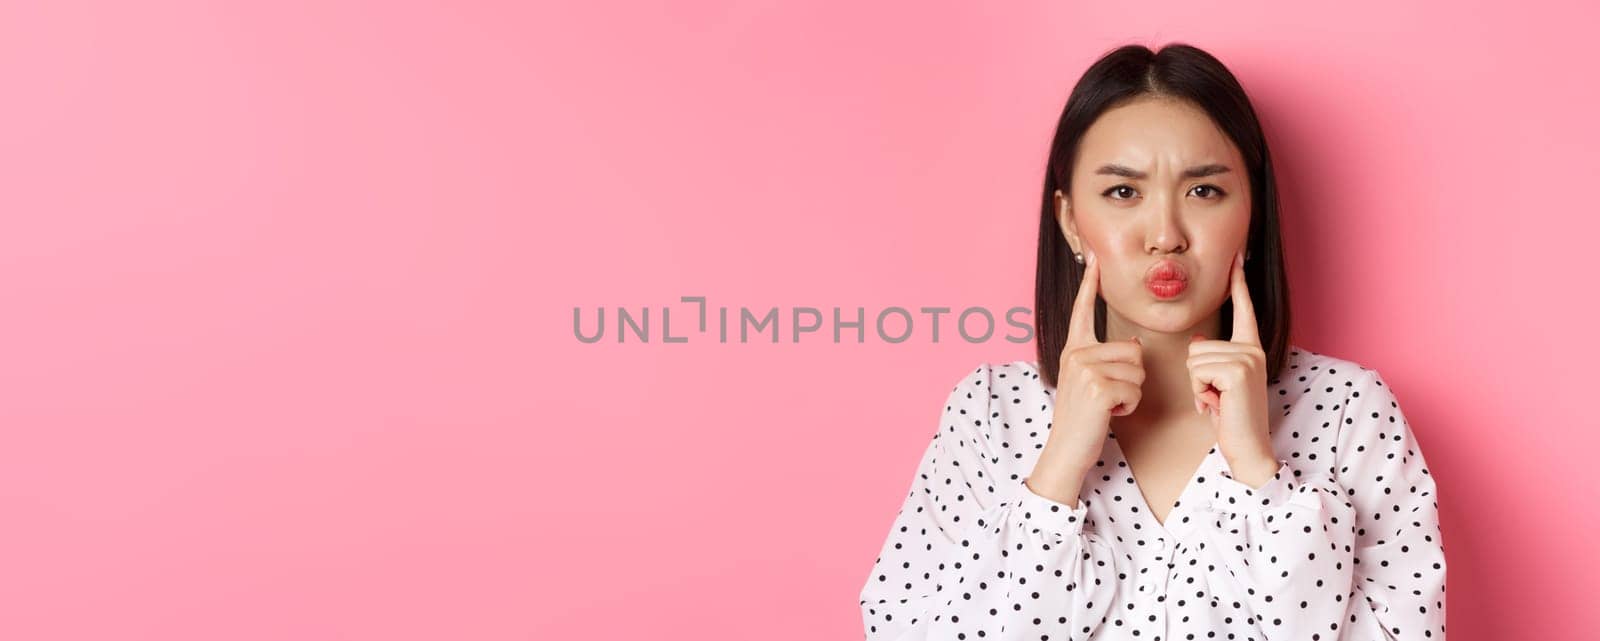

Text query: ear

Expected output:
[1054,188,1081,254]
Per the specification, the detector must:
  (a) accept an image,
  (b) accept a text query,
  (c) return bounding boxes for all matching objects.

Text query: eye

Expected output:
[1102,185,1138,201]
[1190,184,1227,199]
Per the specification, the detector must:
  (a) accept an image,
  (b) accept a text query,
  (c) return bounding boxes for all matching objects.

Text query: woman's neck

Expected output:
[1104,311,1222,420]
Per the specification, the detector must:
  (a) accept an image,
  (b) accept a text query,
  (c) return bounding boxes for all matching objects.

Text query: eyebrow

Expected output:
[1094,163,1233,179]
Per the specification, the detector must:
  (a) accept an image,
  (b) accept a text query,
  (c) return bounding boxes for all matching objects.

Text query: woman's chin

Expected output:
[1116,307,1206,335]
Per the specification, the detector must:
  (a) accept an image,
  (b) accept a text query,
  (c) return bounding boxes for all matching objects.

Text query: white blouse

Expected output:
[859,346,1447,640]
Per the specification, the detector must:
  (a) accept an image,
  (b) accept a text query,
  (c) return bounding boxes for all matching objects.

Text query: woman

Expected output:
[859,43,1447,640]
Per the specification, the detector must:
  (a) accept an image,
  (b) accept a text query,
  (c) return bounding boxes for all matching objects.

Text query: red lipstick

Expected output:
[1145,260,1189,299]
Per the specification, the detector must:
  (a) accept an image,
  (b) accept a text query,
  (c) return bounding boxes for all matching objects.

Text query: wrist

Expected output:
[1223,451,1280,488]
[1025,461,1089,505]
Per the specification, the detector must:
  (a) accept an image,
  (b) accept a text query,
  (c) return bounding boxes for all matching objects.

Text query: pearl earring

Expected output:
[1073,252,1084,264]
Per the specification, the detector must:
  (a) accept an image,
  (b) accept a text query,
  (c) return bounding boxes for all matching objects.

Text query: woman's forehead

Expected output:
[1076,99,1241,172]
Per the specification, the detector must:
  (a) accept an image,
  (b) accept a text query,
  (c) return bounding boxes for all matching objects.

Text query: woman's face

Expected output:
[1056,96,1252,336]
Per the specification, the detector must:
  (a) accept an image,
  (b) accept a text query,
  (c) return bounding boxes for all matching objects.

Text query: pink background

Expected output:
[1,1,1594,639]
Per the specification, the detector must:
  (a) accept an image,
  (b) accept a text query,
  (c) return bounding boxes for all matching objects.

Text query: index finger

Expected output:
[1065,250,1102,347]
[1229,250,1261,345]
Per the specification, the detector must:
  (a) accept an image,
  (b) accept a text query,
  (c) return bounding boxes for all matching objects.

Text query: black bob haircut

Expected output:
[1034,42,1292,389]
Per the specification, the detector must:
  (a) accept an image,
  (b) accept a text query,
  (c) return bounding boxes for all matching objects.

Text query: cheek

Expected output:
[1222,203,1252,241]
[1082,225,1140,256]
[1197,218,1249,264]
[1198,208,1249,237]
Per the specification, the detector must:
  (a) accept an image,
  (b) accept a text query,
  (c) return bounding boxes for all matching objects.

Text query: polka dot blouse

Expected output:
[859,346,1446,640]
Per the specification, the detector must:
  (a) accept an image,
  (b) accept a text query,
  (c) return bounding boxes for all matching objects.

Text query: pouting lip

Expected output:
[1145,260,1189,284]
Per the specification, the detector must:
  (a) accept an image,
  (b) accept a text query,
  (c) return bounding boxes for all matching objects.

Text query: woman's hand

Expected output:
[1028,249,1145,503]
[1187,250,1278,484]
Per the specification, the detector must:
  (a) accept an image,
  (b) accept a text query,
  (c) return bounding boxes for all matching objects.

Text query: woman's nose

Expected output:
[1144,196,1187,253]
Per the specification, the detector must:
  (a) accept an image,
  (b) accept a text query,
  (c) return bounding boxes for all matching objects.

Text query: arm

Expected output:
[1197,368,1448,641]
[858,363,1122,641]
[1329,369,1448,639]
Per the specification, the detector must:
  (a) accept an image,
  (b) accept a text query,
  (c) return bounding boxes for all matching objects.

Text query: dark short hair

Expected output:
[1034,42,1292,389]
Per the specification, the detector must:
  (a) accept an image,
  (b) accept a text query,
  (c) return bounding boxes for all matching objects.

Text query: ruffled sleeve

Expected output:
[1198,452,1359,639]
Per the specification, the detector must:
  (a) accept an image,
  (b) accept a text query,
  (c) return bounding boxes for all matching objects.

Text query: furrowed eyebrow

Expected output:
[1093,163,1233,179]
